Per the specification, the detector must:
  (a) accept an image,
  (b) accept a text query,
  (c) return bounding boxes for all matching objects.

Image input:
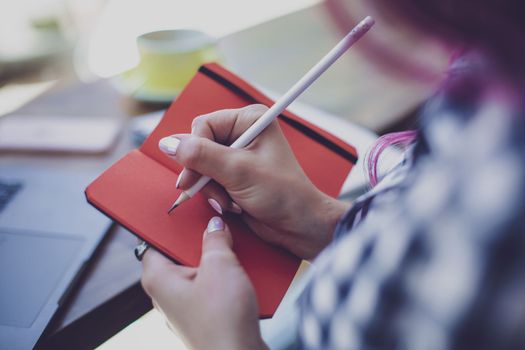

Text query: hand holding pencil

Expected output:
[161,16,374,212]
[158,16,374,259]
[159,103,352,260]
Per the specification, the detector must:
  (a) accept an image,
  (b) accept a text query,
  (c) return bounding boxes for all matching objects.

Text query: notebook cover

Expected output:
[86,63,358,318]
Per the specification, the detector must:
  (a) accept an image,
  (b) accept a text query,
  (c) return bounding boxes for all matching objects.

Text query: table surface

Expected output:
[1,4,437,349]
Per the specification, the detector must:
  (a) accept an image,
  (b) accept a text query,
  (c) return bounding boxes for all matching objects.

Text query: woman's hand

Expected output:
[141,216,267,350]
[159,104,350,260]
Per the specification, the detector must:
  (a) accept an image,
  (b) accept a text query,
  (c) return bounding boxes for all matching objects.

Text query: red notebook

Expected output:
[86,63,358,318]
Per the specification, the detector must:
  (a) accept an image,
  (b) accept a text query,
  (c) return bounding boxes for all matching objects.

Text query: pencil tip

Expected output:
[167,192,191,214]
[167,204,178,214]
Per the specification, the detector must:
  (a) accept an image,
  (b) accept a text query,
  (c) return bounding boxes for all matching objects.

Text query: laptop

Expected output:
[0,165,112,349]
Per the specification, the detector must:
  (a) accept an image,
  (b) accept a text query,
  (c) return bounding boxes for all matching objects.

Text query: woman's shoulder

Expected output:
[415,80,525,222]
[297,80,525,349]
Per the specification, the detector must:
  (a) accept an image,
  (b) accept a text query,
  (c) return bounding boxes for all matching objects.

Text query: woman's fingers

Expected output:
[174,105,266,189]
[200,181,234,215]
[173,105,268,188]
[141,248,196,298]
[191,105,268,145]
[176,170,241,214]
[175,167,198,189]
[200,217,238,272]
[159,134,250,187]
[158,105,286,192]
[161,137,244,215]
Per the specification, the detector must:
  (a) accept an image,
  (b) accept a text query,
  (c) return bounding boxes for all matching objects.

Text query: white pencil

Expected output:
[167,16,375,213]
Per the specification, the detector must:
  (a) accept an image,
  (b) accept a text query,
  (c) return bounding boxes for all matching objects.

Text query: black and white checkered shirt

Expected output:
[298,60,525,349]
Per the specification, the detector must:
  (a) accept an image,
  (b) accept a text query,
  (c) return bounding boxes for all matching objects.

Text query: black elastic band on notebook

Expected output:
[199,66,358,164]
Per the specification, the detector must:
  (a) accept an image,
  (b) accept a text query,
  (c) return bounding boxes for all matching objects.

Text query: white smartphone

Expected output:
[0,115,122,154]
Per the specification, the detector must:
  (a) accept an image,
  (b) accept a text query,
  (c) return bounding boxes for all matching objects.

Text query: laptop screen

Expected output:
[0,230,84,327]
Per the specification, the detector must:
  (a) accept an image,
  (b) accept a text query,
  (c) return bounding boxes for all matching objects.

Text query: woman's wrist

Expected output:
[292,189,350,260]
[311,192,350,250]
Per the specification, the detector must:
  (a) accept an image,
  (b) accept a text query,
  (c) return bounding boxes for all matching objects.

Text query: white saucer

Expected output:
[111,70,179,104]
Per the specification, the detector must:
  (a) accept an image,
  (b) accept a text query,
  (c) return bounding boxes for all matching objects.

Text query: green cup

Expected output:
[122,29,221,103]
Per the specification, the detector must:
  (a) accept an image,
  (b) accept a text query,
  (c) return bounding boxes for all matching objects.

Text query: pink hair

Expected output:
[365,130,418,187]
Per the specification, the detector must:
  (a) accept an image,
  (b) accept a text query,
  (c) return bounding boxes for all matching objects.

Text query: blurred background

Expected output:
[0,0,325,79]
[0,0,321,114]
[0,0,447,125]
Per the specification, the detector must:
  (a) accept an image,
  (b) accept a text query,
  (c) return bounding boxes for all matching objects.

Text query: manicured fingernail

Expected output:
[191,116,203,134]
[159,136,180,156]
[176,169,184,189]
[207,216,224,233]
[208,198,223,215]
[229,202,242,214]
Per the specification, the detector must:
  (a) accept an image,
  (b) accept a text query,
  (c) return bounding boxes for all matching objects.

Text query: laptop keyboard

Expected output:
[0,181,23,213]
